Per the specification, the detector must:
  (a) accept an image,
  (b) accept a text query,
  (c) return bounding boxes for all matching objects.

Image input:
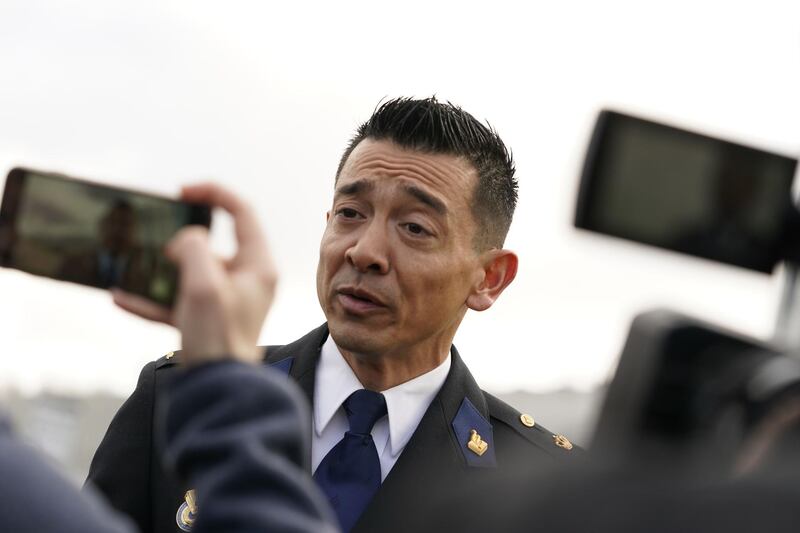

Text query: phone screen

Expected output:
[0,168,211,305]
[575,111,798,273]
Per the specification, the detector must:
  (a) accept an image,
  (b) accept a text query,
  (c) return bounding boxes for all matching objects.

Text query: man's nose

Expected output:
[345,221,390,274]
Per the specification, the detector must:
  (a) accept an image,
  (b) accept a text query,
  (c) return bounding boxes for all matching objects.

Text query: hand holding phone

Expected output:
[113,183,277,365]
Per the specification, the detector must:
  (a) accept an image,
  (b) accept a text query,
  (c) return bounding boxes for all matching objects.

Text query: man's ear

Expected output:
[466,249,518,312]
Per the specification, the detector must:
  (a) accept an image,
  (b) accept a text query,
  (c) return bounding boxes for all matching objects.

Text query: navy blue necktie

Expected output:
[314,389,388,532]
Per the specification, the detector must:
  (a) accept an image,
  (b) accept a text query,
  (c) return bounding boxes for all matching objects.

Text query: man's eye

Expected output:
[338,208,359,219]
[405,223,428,236]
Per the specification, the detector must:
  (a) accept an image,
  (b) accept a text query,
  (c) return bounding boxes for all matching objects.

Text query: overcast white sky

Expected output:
[0,0,798,396]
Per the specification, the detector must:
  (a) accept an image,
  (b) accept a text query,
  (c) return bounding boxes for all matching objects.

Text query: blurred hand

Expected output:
[113,183,277,366]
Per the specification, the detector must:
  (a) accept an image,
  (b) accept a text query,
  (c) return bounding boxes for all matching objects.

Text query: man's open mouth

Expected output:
[337,287,385,311]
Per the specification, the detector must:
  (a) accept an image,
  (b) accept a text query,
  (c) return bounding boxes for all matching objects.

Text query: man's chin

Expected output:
[327,319,387,356]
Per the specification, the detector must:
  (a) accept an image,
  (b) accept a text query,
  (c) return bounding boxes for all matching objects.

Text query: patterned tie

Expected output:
[314,389,388,532]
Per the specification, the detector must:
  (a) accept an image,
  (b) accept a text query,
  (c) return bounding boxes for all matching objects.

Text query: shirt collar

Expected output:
[314,335,364,437]
[313,335,452,457]
[381,354,451,456]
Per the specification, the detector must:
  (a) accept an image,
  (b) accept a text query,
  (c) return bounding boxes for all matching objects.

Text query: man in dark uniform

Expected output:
[0,183,336,533]
[88,97,580,533]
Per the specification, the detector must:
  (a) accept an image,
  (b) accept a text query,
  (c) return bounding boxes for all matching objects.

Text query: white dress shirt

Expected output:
[311,335,452,482]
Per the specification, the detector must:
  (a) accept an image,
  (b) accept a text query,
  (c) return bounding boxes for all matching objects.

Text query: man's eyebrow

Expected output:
[334,179,374,197]
[403,184,447,215]
[334,179,447,215]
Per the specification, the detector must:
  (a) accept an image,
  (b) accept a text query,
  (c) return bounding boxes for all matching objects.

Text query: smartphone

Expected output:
[575,110,798,273]
[0,167,211,306]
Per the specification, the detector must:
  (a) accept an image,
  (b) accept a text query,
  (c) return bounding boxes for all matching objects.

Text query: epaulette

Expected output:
[484,392,580,459]
[155,350,182,370]
[154,346,276,370]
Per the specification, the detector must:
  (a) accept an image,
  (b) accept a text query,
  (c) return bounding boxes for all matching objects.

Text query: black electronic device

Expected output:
[0,167,211,306]
[591,309,800,475]
[575,110,798,273]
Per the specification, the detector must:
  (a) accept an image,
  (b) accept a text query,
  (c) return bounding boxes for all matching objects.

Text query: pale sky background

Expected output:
[0,0,798,396]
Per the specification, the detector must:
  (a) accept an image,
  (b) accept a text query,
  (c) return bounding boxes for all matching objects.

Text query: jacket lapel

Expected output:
[353,346,491,533]
[264,323,328,406]
[264,324,328,470]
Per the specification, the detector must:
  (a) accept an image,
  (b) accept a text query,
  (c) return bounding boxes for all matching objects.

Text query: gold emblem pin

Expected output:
[165,351,175,360]
[553,434,573,451]
[176,489,197,532]
[184,490,197,515]
[467,429,489,456]
[519,414,535,428]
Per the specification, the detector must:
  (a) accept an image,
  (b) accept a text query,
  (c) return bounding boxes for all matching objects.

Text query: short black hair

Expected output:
[336,97,518,250]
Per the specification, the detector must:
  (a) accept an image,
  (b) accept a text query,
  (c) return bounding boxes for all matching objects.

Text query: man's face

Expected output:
[316,139,485,360]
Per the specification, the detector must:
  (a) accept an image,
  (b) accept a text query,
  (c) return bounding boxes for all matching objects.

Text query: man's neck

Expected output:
[339,347,450,391]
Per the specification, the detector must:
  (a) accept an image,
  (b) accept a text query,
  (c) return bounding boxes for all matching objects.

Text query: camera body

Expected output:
[577,111,800,475]
[592,309,800,476]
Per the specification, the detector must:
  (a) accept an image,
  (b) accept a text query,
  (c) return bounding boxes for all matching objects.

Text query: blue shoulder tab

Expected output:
[268,356,294,376]
[451,397,496,468]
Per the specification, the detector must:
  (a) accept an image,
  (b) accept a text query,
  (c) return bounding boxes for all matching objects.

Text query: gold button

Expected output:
[553,434,573,450]
[165,351,174,360]
[179,504,195,530]
[519,414,535,428]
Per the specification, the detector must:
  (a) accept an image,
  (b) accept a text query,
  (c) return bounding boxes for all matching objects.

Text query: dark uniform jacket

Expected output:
[88,324,579,533]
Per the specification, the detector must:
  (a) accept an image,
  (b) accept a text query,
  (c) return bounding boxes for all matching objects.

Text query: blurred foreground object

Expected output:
[594,309,800,476]
[575,110,799,274]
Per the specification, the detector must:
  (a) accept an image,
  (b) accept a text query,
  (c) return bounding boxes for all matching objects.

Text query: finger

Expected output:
[180,182,270,264]
[165,226,227,298]
[112,289,173,324]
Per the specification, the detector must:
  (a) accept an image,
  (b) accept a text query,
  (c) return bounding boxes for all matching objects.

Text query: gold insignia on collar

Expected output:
[519,414,535,428]
[553,434,573,451]
[165,351,175,360]
[467,429,489,456]
[176,490,197,532]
